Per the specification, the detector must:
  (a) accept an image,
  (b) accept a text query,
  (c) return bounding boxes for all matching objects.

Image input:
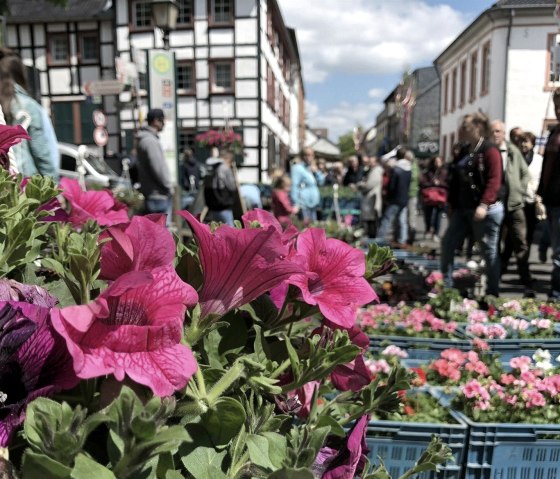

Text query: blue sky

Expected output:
[278,0,496,141]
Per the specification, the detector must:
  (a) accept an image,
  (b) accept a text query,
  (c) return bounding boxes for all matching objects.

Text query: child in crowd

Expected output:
[272,175,299,226]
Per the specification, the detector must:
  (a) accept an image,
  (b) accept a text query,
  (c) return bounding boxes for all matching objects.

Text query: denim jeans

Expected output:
[146,197,172,226]
[423,205,444,235]
[548,206,560,298]
[441,203,504,296]
[206,209,234,226]
[378,203,408,244]
[301,207,318,223]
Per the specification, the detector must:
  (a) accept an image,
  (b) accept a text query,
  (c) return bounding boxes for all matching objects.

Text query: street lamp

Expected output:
[152,0,179,50]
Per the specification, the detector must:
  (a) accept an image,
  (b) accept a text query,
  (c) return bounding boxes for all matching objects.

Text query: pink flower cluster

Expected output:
[425,271,443,286]
[357,305,457,335]
[466,323,507,339]
[460,354,560,416]
[429,349,489,384]
[195,129,242,148]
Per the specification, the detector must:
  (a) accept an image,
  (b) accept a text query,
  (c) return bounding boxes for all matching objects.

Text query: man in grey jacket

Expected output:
[491,120,533,296]
[137,108,173,216]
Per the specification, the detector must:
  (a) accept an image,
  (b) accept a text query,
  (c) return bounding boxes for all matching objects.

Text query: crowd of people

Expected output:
[264,104,559,300]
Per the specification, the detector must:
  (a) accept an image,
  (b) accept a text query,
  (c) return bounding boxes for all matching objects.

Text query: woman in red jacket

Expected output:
[440,112,504,297]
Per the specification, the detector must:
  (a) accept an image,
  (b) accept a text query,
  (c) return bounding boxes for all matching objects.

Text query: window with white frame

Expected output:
[481,42,491,96]
[177,61,195,94]
[131,1,152,28]
[547,33,560,86]
[48,34,69,65]
[177,0,194,26]
[210,0,234,25]
[210,60,234,94]
[79,32,99,64]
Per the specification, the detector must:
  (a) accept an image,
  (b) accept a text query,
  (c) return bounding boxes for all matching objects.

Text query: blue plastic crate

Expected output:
[453,411,560,479]
[366,408,467,478]
[457,326,560,363]
[369,334,471,361]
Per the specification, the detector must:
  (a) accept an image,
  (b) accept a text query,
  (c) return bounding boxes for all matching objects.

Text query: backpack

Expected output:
[204,162,234,210]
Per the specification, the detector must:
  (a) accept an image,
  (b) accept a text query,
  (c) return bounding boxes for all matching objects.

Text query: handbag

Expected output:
[421,186,447,206]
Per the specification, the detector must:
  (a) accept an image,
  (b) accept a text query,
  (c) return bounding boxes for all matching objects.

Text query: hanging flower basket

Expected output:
[195,129,243,154]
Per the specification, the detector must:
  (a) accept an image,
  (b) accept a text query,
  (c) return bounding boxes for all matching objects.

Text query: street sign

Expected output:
[87,79,124,96]
[92,109,107,127]
[93,127,109,147]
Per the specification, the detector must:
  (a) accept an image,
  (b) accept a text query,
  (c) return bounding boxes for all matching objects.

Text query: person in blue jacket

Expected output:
[290,147,322,223]
[0,48,59,180]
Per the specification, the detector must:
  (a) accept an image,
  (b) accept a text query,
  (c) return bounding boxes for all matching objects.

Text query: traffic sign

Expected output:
[92,109,107,127]
[93,127,108,147]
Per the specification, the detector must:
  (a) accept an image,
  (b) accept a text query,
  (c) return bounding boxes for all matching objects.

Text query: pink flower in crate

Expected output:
[474,400,491,410]
[502,300,522,312]
[381,345,408,359]
[523,389,546,408]
[100,215,175,280]
[500,374,516,385]
[505,395,518,405]
[365,358,391,375]
[472,338,490,351]
[180,210,303,318]
[60,178,128,228]
[486,324,507,340]
[531,318,552,330]
[275,228,377,328]
[468,310,488,324]
[441,348,467,364]
[51,268,198,396]
[462,380,490,400]
[509,356,532,373]
[425,271,443,285]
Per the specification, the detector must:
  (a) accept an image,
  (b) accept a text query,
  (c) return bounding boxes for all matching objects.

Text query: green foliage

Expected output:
[41,221,105,304]
[338,130,357,158]
[0,171,58,278]
[365,243,397,281]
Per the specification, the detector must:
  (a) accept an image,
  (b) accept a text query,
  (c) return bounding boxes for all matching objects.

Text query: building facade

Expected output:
[435,0,557,161]
[6,0,305,183]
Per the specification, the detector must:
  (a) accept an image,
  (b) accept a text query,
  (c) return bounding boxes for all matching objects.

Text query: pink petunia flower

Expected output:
[51,267,198,396]
[276,228,377,328]
[100,215,176,280]
[510,356,532,373]
[60,178,129,228]
[179,210,303,318]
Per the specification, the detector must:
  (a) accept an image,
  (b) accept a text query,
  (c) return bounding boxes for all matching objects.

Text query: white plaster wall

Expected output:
[194,20,208,45]
[237,45,258,57]
[171,30,195,48]
[177,97,196,118]
[243,126,258,147]
[19,25,31,47]
[236,79,258,98]
[236,99,258,118]
[209,30,234,45]
[210,46,234,57]
[236,58,258,78]
[33,25,45,45]
[236,18,257,44]
[237,167,259,183]
[46,23,66,33]
[49,69,72,94]
[505,24,558,135]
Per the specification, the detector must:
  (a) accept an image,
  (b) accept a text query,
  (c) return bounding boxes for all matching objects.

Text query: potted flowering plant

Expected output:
[195,129,243,154]
[0,126,451,479]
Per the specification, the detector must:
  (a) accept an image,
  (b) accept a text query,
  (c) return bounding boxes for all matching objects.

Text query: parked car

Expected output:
[58,142,125,189]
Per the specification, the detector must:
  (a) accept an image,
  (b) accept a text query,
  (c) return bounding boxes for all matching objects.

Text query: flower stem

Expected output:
[206,361,245,405]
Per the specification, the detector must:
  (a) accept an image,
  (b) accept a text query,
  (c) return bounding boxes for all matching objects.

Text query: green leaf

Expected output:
[246,434,275,471]
[284,336,302,381]
[201,397,246,447]
[21,450,72,478]
[71,454,117,479]
[261,432,287,469]
[181,447,227,479]
[267,468,315,479]
[316,416,345,437]
[165,472,185,479]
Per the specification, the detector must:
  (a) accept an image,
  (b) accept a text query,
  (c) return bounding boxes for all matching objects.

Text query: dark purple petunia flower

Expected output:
[315,414,370,479]
[0,279,58,309]
[0,301,79,446]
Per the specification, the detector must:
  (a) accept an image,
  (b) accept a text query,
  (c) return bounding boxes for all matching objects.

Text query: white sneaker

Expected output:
[466,260,478,270]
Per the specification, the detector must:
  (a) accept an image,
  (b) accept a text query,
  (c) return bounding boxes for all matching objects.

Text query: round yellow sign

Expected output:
[153,54,171,74]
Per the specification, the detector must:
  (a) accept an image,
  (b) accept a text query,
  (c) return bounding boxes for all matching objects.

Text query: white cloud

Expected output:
[368,88,386,99]
[306,100,383,142]
[278,0,467,84]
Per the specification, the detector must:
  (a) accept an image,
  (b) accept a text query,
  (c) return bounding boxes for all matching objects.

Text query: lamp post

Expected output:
[152,0,179,50]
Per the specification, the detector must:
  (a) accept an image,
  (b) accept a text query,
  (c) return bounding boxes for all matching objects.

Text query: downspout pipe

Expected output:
[503,9,514,121]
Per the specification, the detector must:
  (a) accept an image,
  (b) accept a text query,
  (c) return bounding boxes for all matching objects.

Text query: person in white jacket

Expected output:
[519,131,544,253]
